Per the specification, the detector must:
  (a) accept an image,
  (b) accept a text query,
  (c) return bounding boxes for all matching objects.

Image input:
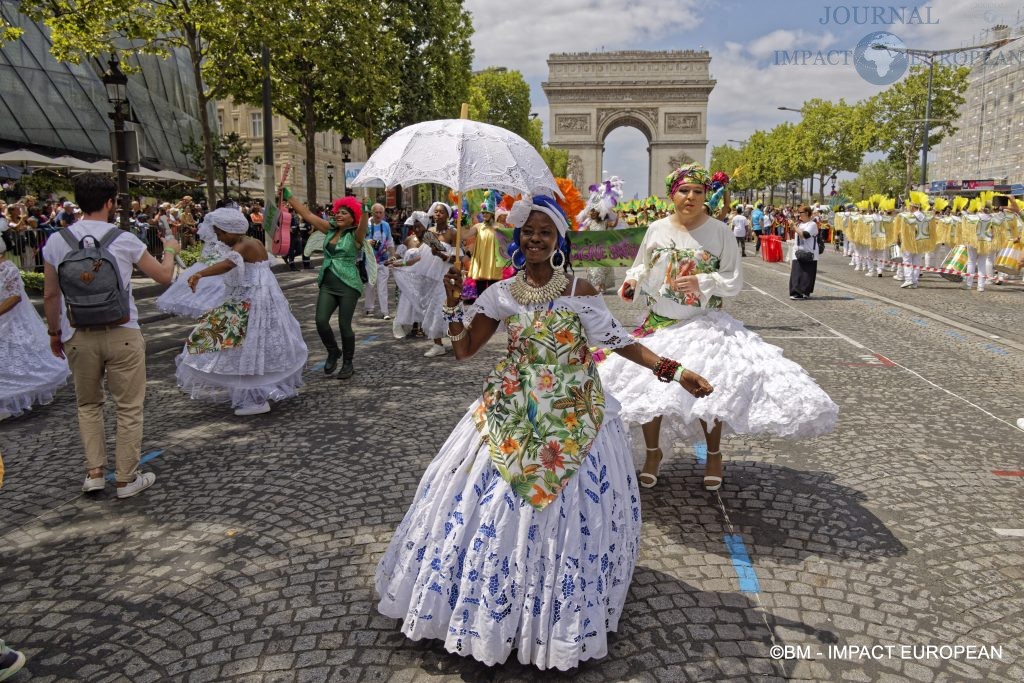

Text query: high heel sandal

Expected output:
[703,450,723,492]
[639,446,663,488]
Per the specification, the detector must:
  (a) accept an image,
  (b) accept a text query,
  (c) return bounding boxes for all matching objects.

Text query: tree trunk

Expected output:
[769,185,775,206]
[905,146,915,192]
[186,25,218,205]
[303,90,317,206]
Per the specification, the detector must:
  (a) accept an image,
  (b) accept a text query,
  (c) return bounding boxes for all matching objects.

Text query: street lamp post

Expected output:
[101,56,131,231]
[326,162,335,200]
[339,135,352,197]
[218,140,229,200]
[870,37,1014,189]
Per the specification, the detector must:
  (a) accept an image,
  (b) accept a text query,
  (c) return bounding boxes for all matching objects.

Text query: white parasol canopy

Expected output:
[352,119,560,197]
[0,149,65,167]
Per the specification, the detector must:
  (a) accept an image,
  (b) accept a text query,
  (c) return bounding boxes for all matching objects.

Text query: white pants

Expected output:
[364,264,390,315]
[904,253,924,283]
[866,249,885,275]
[852,243,867,269]
[964,247,993,290]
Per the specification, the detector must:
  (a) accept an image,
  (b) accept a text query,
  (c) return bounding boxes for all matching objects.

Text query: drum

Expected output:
[994,243,1023,275]
[888,244,902,263]
[940,245,969,282]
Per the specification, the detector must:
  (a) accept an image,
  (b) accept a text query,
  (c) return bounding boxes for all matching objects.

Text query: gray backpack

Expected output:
[56,227,131,328]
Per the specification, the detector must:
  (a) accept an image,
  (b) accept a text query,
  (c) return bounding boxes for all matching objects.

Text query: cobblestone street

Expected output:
[1,252,1022,682]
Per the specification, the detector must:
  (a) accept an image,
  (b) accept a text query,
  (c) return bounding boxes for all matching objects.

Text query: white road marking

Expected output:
[993,529,1024,538]
[746,279,1022,433]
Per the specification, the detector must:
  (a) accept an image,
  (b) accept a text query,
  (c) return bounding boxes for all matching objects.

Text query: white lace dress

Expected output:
[175,253,308,409]
[391,244,448,339]
[598,217,838,441]
[0,259,70,416]
[376,280,642,671]
[155,238,231,317]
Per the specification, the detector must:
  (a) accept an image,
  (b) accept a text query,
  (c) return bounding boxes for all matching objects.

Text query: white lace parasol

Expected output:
[351,119,560,197]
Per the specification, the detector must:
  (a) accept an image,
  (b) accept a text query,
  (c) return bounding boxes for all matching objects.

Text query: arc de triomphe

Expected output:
[542,51,716,195]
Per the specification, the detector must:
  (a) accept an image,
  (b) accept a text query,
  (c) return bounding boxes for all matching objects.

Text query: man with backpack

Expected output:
[41,174,180,499]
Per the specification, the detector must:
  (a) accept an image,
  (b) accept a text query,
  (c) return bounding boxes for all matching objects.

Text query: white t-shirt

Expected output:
[42,220,148,341]
[731,214,749,237]
[794,220,820,262]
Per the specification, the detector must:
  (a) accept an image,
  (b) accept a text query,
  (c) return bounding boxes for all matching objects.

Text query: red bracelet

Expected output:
[653,357,681,383]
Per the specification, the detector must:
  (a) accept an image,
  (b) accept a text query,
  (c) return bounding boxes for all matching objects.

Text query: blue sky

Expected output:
[465,0,1024,195]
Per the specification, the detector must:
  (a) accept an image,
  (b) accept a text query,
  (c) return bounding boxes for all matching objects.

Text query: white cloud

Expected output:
[746,29,838,60]
[465,0,703,77]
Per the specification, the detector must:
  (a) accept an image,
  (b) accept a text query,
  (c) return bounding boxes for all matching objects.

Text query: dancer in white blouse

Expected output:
[598,164,838,491]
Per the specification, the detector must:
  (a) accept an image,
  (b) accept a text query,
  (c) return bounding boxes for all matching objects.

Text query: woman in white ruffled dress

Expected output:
[375,196,712,671]
[174,208,308,416]
[598,163,838,491]
[155,214,230,317]
[0,238,70,418]
[389,214,450,356]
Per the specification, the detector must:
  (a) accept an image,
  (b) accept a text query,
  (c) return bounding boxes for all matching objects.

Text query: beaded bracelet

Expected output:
[442,303,465,324]
[653,357,681,383]
[448,327,469,342]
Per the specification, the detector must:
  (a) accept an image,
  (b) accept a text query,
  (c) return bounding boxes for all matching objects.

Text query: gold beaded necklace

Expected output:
[509,269,568,306]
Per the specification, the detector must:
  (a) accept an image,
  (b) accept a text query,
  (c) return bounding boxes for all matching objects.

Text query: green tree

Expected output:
[866,64,970,190]
[21,0,247,203]
[794,98,873,201]
[211,0,398,205]
[540,146,568,178]
[467,68,534,142]
[369,0,473,146]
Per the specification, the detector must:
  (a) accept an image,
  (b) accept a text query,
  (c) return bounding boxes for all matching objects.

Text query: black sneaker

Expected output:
[324,350,341,374]
[336,362,354,379]
[789,294,804,300]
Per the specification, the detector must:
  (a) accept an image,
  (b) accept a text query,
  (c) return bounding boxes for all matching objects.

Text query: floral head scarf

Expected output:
[666,163,712,198]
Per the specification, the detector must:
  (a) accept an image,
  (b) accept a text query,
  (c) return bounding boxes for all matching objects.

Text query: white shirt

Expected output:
[42,220,148,341]
[625,216,743,321]
[793,220,819,262]
[731,214,749,237]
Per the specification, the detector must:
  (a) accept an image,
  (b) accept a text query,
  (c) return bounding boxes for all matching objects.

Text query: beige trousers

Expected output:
[65,327,147,483]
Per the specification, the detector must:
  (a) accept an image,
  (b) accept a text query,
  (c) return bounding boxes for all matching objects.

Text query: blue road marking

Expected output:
[886,308,901,316]
[945,330,965,340]
[983,344,1010,356]
[310,361,326,371]
[106,450,163,481]
[693,443,707,465]
[723,534,761,593]
[359,335,380,345]
[910,318,928,327]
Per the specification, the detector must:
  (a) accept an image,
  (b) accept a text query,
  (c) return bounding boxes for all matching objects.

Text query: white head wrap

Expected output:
[404,210,430,229]
[507,195,569,236]
[197,214,217,243]
[206,207,249,234]
[427,202,452,221]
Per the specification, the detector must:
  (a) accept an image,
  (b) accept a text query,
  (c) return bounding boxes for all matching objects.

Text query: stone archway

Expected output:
[542,51,715,195]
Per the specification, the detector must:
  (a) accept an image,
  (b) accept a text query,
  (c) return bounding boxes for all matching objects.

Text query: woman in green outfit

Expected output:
[286,193,368,379]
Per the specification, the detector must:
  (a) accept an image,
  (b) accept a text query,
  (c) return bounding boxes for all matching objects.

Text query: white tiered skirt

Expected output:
[597,310,838,441]
[375,397,641,671]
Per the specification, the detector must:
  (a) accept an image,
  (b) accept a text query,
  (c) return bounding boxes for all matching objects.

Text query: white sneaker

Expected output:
[1016,418,1024,431]
[117,471,156,499]
[423,344,448,358]
[392,320,406,339]
[865,271,875,277]
[382,314,392,321]
[82,475,105,492]
[892,274,902,280]
[900,281,915,289]
[234,401,271,416]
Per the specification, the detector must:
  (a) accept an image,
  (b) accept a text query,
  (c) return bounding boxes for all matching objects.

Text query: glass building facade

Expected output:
[0,2,209,171]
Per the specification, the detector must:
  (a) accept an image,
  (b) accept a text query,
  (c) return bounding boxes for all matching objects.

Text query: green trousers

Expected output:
[315,284,360,361]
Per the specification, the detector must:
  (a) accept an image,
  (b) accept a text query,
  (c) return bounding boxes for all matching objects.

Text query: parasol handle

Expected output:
[455,102,469,270]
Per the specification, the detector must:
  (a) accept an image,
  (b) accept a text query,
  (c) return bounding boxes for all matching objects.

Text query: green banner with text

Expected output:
[495,228,645,267]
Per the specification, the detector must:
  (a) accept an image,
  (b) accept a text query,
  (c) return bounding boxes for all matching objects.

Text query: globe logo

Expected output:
[854,31,909,85]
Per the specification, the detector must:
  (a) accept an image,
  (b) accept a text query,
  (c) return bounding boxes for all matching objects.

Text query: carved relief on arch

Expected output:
[567,155,584,188]
[667,153,695,171]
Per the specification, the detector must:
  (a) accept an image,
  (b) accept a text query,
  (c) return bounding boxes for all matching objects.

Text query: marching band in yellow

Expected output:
[834,191,1024,292]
